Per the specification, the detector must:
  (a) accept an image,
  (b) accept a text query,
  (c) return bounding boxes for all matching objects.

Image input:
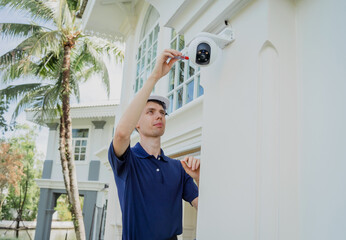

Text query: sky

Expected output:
[0,7,123,159]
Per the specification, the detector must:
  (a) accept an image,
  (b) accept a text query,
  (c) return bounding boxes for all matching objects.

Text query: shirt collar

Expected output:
[133,142,168,162]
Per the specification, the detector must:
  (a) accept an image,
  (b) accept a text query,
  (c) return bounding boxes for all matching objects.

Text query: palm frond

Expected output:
[0,23,46,39]
[0,61,37,83]
[67,0,80,12]
[55,0,73,30]
[82,36,124,64]
[0,0,55,23]
[0,48,24,66]
[37,84,61,122]
[69,75,80,103]
[35,51,63,77]
[15,30,63,72]
[9,84,57,122]
[0,51,62,83]
[0,83,43,103]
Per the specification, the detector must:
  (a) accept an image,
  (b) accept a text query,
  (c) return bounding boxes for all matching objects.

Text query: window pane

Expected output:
[76,140,81,146]
[178,35,185,51]
[75,155,79,161]
[135,78,139,92]
[170,39,177,50]
[146,66,151,79]
[176,88,183,109]
[138,46,142,59]
[171,29,177,39]
[140,75,144,88]
[197,75,204,97]
[149,32,153,45]
[136,62,140,76]
[73,129,89,138]
[142,39,147,54]
[141,57,145,72]
[81,147,86,153]
[80,155,85,161]
[189,64,195,78]
[153,42,157,58]
[168,65,175,91]
[75,148,80,153]
[147,48,152,65]
[186,80,194,104]
[153,25,159,40]
[179,61,184,85]
[168,94,173,114]
[82,140,87,146]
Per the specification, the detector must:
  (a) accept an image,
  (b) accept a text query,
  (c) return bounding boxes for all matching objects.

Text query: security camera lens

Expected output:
[196,43,211,65]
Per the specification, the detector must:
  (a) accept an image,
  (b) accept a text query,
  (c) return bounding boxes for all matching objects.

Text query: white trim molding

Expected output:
[147,0,253,43]
[26,102,119,125]
[35,179,108,191]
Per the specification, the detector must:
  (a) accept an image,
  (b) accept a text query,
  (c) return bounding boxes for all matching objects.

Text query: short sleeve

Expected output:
[108,141,131,179]
[182,170,199,204]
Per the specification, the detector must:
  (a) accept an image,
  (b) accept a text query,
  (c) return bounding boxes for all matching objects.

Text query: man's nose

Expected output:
[155,112,163,119]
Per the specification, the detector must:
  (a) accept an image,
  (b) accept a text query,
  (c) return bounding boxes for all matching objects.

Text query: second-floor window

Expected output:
[72,129,89,161]
[135,6,160,93]
[167,30,204,114]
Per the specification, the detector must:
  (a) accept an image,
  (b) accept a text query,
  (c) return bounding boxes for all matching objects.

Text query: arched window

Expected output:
[134,7,160,93]
[167,29,204,114]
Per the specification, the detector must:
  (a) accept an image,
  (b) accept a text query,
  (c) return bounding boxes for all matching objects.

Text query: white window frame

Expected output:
[71,127,91,164]
[167,30,204,114]
[134,21,160,93]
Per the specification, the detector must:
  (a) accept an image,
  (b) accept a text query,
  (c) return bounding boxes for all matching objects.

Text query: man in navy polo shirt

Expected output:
[108,49,200,240]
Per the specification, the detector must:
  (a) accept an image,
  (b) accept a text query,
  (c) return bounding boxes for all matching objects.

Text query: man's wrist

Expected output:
[194,178,199,187]
[147,74,160,83]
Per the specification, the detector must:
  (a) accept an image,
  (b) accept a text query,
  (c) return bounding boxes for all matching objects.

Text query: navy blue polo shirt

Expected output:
[108,141,198,240]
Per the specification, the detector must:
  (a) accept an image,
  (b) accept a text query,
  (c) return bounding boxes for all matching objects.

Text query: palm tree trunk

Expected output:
[76,0,89,18]
[59,116,72,199]
[61,42,86,240]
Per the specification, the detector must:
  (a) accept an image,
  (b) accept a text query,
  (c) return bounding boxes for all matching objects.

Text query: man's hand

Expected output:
[150,49,181,80]
[181,156,200,185]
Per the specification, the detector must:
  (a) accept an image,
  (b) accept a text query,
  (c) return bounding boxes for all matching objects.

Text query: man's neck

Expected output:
[139,137,161,158]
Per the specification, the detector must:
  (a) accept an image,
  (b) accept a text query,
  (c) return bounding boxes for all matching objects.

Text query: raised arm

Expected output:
[113,49,182,157]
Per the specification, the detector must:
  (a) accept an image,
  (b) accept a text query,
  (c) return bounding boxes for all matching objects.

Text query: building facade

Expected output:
[83,0,346,239]
[26,103,118,240]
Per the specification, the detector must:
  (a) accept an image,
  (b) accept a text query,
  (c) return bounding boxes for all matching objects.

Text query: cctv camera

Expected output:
[187,29,235,67]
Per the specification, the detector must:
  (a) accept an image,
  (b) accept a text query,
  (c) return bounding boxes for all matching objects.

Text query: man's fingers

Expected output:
[191,157,196,171]
[180,160,189,171]
[164,48,181,56]
[182,156,201,171]
[167,58,179,67]
[195,159,200,170]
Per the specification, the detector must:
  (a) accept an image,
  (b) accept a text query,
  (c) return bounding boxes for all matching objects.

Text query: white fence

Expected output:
[0,221,76,240]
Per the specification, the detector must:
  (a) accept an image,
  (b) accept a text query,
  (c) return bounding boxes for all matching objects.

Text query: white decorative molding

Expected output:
[26,102,119,124]
[35,179,108,191]
[148,0,253,43]
[94,146,113,171]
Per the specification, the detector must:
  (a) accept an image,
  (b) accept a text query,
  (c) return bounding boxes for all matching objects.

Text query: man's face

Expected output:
[136,101,166,137]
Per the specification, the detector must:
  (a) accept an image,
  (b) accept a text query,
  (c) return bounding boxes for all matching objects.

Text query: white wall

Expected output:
[297,0,346,239]
[196,0,298,239]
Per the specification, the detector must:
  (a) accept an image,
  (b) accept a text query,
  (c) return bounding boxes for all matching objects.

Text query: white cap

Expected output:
[148,95,170,110]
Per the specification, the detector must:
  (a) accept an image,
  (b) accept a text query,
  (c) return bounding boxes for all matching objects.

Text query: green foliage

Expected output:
[0,95,10,133]
[54,194,84,221]
[0,124,42,221]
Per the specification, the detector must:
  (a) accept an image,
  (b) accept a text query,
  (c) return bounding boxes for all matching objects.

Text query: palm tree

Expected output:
[0,0,123,239]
